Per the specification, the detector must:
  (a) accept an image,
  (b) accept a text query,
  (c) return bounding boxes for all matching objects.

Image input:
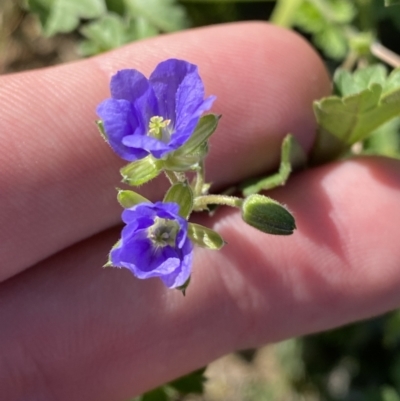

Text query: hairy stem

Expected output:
[193,195,243,211]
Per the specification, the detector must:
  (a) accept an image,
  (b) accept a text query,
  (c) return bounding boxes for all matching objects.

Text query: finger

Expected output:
[0,22,330,281]
[1,157,400,401]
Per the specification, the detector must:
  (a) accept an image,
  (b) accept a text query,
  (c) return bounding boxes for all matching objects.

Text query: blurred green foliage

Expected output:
[275,310,400,401]
[22,0,400,400]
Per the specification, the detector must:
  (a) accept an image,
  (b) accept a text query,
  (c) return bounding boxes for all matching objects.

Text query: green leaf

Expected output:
[168,368,206,394]
[241,194,296,236]
[27,0,106,36]
[364,117,400,159]
[124,0,189,32]
[188,223,225,250]
[163,181,194,219]
[117,189,150,208]
[120,156,164,186]
[334,65,387,96]
[105,0,125,15]
[241,134,307,196]
[293,0,355,60]
[79,13,133,56]
[134,16,159,39]
[314,25,347,60]
[311,65,400,164]
[329,0,356,24]
[294,0,325,33]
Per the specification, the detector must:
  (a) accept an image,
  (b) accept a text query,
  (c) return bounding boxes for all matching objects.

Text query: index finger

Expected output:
[0,22,330,282]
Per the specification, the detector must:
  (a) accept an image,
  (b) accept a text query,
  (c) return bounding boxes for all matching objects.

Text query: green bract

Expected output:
[188,223,225,250]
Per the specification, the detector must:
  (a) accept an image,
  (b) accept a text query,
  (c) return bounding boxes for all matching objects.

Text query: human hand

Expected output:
[1,22,399,401]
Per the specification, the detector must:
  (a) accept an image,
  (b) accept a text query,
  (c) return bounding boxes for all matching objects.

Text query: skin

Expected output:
[0,22,400,401]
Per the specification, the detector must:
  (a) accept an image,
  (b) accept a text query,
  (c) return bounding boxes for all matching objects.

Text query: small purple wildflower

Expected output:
[111,202,193,288]
[97,59,215,161]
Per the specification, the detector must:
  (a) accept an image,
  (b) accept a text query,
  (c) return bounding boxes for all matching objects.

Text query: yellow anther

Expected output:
[148,116,171,140]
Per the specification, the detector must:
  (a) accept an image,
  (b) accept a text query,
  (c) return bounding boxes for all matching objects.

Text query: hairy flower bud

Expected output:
[241,194,296,235]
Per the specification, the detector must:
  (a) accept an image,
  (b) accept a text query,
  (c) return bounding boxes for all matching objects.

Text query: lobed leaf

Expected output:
[80,13,133,56]
[293,0,355,60]
[27,0,106,36]
[124,0,189,32]
[311,65,400,163]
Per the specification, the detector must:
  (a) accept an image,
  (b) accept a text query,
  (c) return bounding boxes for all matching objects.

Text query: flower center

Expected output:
[147,217,179,247]
[148,116,171,142]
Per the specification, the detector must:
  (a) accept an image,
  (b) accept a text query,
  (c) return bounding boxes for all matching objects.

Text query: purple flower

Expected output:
[97,59,215,161]
[111,202,193,288]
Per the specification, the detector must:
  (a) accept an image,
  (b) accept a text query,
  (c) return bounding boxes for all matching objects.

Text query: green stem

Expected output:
[193,195,243,211]
[194,160,205,197]
[270,0,303,27]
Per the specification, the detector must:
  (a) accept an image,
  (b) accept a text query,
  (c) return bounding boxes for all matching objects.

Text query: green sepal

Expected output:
[176,276,191,296]
[96,120,108,141]
[188,223,225,250]
[103,239,121,267]
[120,156,164,186]
[241,194,296,236]
[117,189,150,208]
[241,134,307,196]
[163,181,193,219]
[164,114,219,170]
[164,142,208,171]
[176,114,219,155]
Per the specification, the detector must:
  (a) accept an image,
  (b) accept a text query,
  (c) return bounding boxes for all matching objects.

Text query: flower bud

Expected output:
[241,194,296,235]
